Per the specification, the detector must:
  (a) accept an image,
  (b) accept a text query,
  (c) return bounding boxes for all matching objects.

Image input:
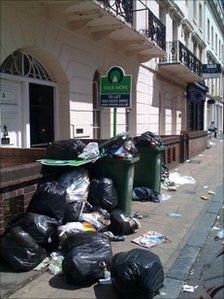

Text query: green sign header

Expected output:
[100,66,132,108]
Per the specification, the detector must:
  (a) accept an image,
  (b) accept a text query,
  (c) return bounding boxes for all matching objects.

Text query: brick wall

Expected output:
[0,161,43,235]
[181,131,208,159]
[161,135,181,169]
[0,184,39,235]
[188,133,208,159]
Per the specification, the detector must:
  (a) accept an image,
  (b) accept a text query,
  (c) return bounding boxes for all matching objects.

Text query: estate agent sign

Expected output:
[202,64,221,78]
[100,66,132,108]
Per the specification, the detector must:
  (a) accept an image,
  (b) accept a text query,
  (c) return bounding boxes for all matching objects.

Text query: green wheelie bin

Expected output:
[91,156,139,216]
[133,146,166,192]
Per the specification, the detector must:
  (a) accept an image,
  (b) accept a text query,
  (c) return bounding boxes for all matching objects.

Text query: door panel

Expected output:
[29,83,54,147]
[0,80,22,147]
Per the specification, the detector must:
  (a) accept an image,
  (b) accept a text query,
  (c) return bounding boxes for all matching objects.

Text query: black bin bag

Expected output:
[111,248,164,299]
[8,212,59,248]
[132,187,161,203]
[62,232,112,286]
[109,209,139,235]
[46,139,85,160]
[27,182,67,221]
[0,227,46,272]
[87,178,118,212]
[63,201,84,223]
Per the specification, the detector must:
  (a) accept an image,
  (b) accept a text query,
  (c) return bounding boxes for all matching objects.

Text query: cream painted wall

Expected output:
[136,65,185,136]
[0,1,139,140]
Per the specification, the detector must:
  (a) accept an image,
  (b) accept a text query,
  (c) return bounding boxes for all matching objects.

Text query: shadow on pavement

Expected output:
[49,273,93,290]
[94,284,118,299]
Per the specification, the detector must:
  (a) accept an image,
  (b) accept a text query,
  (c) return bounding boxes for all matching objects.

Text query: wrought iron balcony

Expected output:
[97,0,133,25]
[97,0,166,51]
[163,41,202,76]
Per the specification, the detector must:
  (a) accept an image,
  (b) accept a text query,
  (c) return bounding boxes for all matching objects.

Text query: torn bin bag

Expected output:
[109,209,139,235]
[0,227,46,272]
[87,178,117,212]
[46,139,85,160]
[8,212,59,248]
[62,232,112,286]
[58,168,90,202]
[27,182,67,221]
[111,248,164,299]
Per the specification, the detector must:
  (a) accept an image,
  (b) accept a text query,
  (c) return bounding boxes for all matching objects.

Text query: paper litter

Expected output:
[169,172,196,185]
[208,190,215,195]
[182,284,195,292]
[201,196,209,201]
[167,212,182,218]
[160,194,172,201]
[215,229,224,240]
[132,230,171,249]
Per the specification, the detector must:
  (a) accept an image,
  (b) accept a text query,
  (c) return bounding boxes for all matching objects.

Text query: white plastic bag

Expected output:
[57,222,96,241]
[78,142,99,160]
[79,212,111,231]
[48,252,64,275]
[58,169,90,202]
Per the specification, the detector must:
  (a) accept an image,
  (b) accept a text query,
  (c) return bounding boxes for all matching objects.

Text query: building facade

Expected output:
[0,0,222,148]
[203,0,224,132]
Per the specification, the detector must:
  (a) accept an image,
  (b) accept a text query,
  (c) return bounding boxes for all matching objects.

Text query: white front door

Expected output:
[0,79,22,147]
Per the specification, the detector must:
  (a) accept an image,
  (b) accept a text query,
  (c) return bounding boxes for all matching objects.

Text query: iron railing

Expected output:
[97,0,166,51]
[97,0,133,24]
[163,41,202,76]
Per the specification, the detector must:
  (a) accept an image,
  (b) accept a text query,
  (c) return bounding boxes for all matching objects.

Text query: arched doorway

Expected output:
[0,50,56,147]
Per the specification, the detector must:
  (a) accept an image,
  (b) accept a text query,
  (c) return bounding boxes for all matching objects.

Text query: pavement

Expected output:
[0,137,223,299]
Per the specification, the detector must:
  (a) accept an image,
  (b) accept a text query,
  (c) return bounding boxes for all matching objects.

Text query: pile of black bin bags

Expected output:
[0,136,164,298]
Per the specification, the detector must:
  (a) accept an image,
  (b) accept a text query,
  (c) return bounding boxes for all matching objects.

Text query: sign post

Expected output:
[100,66,132,137]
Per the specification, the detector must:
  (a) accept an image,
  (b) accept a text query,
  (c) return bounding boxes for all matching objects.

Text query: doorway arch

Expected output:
[0,48,69,147]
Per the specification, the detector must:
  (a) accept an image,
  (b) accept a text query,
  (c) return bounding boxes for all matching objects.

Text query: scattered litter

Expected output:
[169,172,196,185]
[217,215,220,220]
[132,230,171,249]
[208,190,215,195]
[190,269,195,275]
[98,261,112,285]
[34,257,50,271]
[174,168,178,171]
[201,196,209,201]
[203,185,209,189]
[198,154,203,157]
[159,291,167,296]
[160,194,172,201]
[167,186,177,191]
[186,159,190,163]
[48,252,64,275]
[215,229,224,240]
[133,212,143,219]
[212,226,221,231]
[182,284,195,293]
[167,212,182,218]
[209,141,216,146]
[103,231,125,242]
